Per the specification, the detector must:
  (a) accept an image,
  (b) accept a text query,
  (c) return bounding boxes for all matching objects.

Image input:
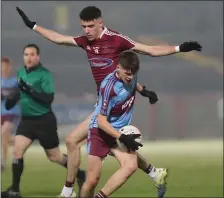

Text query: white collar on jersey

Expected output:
[99,26,108,39]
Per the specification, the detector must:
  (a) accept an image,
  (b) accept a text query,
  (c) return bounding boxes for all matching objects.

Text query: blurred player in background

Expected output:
[1,44,85,198]
[16,6,202,198]
[82,51,143,198]
[1,57,20,171]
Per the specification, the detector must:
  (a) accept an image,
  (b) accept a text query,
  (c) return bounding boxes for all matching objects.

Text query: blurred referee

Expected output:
[1,44,85,198]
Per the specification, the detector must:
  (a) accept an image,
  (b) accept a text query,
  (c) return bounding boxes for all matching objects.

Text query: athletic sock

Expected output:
[65,181,74,187]
[144,164,153,174]
[12,158,24,192]
[77,168,85,181]
[94,190,107,198]
[144,164,157,179]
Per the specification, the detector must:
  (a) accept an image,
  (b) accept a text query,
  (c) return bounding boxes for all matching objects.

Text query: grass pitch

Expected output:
[1,140,223,197]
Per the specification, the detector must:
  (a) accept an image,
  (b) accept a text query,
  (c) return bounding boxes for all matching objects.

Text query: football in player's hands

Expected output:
[179,41,202,52]
[117,125,143,152]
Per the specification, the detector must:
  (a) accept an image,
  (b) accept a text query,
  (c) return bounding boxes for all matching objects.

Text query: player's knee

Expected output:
[66,133,80,150]
[123,160,138,175]
[12,147,24,159]
[47,153,61,163]
[65,135,76,150]
[86,176,100,189]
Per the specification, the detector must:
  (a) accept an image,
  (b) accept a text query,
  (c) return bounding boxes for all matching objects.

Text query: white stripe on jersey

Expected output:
[72,38,78,46]
[104,30,136,45]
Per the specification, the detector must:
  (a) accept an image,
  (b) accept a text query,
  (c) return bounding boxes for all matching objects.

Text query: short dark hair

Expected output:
[118,51,140,74]
[23,44,40,55]
[79,6,101,21]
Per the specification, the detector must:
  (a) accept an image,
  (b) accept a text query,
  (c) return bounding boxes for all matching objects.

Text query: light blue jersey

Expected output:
[1,77,20,116]
[90,71,137,131]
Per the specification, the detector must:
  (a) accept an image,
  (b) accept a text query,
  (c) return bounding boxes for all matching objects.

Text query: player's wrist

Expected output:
[138,85,145,93]
[175,46,180,53]
[33,24,37,30]
[118,133,124,140]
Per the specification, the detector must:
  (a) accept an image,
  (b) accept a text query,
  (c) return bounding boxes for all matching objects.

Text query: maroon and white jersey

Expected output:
[73,27,136,93]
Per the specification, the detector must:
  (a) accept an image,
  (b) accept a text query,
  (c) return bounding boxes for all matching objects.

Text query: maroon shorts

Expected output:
[1,115,19,126]
[87,127,116,158]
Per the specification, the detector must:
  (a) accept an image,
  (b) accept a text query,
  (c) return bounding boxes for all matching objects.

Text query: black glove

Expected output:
[16,7,36,29]
[5,91,20,110]
[179,41,202,52]
[18,79,32,94]
[119,134,143,152]
[139,86,158,104]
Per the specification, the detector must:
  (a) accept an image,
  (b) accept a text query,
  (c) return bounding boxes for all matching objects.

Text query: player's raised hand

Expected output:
[139,86,158,104]
[119,134,143,152]
[16,7,36,29]
[179,41,202,52]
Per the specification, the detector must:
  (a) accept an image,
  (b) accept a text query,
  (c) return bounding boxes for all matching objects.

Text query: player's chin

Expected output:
[124,80,131,84]
[26,63,35,68]
[87,36,95,41]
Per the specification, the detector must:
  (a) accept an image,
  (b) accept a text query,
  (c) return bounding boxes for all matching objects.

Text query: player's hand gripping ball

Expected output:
[117,125,142,151]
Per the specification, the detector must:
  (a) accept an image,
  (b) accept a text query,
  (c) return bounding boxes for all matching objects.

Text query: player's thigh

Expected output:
[13,119,35,157]
[16,118,36,141]
[1,120,15,137]
[66,113,93,146]
[111,146,138,168]
[1,115,18,134]
[38,112,60,150]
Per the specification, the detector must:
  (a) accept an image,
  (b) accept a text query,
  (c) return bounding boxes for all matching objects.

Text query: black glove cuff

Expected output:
[139,86,147,96]
[119,134,125,141]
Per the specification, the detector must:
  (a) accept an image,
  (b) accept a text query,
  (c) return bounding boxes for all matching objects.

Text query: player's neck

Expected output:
[96,26,106,39]
[115,71,122,81]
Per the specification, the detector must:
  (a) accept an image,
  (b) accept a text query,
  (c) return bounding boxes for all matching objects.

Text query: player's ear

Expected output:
[99,19,104,28]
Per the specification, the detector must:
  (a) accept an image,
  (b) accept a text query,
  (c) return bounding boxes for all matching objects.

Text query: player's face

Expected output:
[117,65,136,85]
[1,61,12,77]
[23,47,40,68]
[80,19,103,41]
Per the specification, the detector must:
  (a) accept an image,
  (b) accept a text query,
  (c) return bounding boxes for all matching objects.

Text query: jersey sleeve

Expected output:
[73,35,87,49]
[41,72,54,93]
[99,81,117,116]
[118,34,136,51]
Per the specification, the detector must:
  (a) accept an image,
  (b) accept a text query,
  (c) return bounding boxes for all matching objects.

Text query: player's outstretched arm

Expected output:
[16,7,77,46]
[133,41,202,57]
